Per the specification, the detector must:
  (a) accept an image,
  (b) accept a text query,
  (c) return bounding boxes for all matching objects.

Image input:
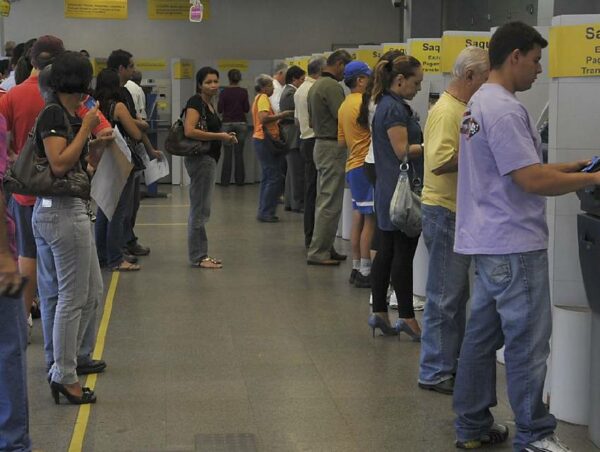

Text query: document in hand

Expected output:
[91,127,134,221]
[136,144,170,185]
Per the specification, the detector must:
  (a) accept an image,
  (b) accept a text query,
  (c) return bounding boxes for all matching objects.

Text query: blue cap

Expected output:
[343,61,372,80]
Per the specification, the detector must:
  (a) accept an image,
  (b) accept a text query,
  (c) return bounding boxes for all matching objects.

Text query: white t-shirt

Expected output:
[125,80,146,119]
[269,79,284,114]
[294,76,316,140]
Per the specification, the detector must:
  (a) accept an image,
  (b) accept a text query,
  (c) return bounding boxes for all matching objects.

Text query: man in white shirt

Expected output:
[294,56,325,248]
[125,70,146,120]
[269,62,287,114]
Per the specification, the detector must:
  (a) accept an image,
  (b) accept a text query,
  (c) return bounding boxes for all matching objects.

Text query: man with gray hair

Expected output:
[294,56,325,248]
[270,61,288,114]
[418,46,489,395]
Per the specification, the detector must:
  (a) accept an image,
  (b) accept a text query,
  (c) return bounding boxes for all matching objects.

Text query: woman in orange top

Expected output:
[251,74,293,222]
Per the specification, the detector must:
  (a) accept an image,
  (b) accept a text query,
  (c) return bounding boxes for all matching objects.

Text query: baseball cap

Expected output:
[31,35,64,69]
[343,61,372,80]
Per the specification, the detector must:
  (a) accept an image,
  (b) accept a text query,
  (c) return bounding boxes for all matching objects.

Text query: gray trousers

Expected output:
[33,197,103,385]
[307,139,347,261]
[284,148,305,211]
[185,155,217,264]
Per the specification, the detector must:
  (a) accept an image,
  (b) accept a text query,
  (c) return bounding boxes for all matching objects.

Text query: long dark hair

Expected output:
[357,50,405,130]
[371,55,421,104]
[93,68,124,119]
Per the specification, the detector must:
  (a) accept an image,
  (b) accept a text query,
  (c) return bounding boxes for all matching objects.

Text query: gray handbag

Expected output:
[3,105,91,200]
[389,157,422,237]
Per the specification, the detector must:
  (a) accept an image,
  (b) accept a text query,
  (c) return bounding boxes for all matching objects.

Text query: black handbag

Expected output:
[165,99,211,157]
[3,105,91,200]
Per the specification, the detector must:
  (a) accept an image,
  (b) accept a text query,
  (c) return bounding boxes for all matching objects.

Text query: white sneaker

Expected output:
[388,291,398,309]
[369,294,373,306]
[413,295,426,311]
[523,435,571,452]
[27,314,33,345]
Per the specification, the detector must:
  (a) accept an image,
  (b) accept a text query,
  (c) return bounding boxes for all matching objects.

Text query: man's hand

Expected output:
[0,252,23,297]
[566,159,593,173]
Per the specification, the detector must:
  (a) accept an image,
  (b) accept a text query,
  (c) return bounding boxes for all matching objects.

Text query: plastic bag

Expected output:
[389,163,422,237]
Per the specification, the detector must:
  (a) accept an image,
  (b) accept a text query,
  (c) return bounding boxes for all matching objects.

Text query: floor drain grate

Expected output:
[194,433,258,452]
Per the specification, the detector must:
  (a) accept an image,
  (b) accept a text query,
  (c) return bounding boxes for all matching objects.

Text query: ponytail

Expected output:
[370,55,421,105]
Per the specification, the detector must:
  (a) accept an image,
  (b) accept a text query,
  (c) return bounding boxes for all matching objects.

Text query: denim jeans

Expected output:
[33,197,103,384]
[184,155,216,264]
[254,138,284,219]
[95,172,135,267]
[0,295,31,451]
[453,251,556,451]
[220,122,247,185]
[419,204,471,385]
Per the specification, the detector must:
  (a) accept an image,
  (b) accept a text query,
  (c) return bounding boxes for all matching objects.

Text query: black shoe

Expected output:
[330,250,347,261]
[349,269,358,284]
[126,242,150,256]
[50,381,97,405]
[122,252,138,264]
[418,377,455,395]
[31,298,41,319]
[354,272,371,288]
[257,216,279,223]
[76,359,107,375]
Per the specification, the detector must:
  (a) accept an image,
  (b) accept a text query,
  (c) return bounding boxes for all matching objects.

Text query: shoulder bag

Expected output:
[165,98,212,157]
[3,105,91,200]
[389,156,422,237]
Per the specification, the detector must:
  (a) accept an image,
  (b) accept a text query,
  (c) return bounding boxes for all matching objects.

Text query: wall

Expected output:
[553,0,600,15]
[443,0,538,31]
[2,0,402,61]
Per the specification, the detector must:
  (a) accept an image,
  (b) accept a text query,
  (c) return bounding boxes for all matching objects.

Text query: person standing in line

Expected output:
[368,55,424,340]
[306,50,353,266]
[294,57,325,248]
[451,22,600,452]
[269,62,288,114]
[280,65,306,213]
[184,67,237,268]
[0,111,31,451]
[337,61,374,288]
[218,69,249,186]
[417,47,489,396]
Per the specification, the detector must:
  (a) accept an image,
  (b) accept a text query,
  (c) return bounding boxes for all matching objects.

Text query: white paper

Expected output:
[113,127,132,163]
[144,157,170,185]
[91,129,134,221]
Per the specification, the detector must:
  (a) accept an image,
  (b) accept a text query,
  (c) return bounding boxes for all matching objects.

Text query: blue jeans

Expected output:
[0,295,31,451]
[184,155,216,264]
[254,138,284,219]
[33,197,103,384]
[419,204,470,384]
[453,251,556,451]
[95,172,135,267]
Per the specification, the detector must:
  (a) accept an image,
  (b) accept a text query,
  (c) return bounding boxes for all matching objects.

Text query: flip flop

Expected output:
[192,257,223,269]
[110,261,141,272]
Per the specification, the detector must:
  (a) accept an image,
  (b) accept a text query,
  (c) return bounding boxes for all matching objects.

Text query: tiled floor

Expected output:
[26,185,595,451]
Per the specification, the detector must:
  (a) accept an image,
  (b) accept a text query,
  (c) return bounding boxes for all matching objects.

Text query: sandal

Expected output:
[193,256,223,269]
[110,261,141,272]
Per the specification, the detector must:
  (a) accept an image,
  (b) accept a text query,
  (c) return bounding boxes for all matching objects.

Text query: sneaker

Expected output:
[413,295,426,311]
[27,314,33,345]
[349,269,358,284]
[456,423,509,449]
[388,291,398,309]
[522,435,571,452]
[369,294,373,306]
[354,273,371,288]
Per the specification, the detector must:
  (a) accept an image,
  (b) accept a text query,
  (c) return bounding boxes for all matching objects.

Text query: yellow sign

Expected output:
[355,49,382,68]
[441,35,490,72]
[296,57,309,72]
[0,1,10,17]
[174,60,194,79]
[136,59,168,72]
[64,0,127,19]
[92,58,107,77]
[382,43,408,56]
[148,0,211,20]
[549,24,600,77]
[218,59,249,73]
[409,40,441,74]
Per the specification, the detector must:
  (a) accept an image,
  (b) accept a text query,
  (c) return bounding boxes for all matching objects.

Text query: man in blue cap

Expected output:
[337,61,375,287]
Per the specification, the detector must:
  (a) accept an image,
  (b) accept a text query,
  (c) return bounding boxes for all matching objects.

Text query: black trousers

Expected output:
[371,229,419,318]
[300,138,317,248]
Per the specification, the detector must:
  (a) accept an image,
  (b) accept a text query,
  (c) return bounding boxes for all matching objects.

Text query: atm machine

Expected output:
[577,162,600,447]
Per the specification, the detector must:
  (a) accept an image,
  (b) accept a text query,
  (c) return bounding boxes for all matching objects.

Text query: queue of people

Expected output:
[3,21,600,452]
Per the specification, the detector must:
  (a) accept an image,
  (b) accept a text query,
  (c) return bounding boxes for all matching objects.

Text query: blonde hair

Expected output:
[371,55,421,104]
[452,46,489,80]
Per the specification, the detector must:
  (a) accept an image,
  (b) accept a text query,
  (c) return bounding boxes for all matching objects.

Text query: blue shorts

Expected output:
[8,197,36,259]
[346,166,374,215]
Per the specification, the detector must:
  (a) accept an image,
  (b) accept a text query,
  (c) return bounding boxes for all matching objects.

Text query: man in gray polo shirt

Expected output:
[306,50,353,265]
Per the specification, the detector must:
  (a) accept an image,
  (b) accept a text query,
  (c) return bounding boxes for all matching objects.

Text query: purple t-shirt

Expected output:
[454,83,548,255]
[217,86,249,123]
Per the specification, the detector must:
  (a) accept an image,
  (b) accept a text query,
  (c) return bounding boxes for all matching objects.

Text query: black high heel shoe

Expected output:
[50,381,97,405]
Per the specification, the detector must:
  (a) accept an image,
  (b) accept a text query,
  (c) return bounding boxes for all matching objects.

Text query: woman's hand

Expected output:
[220,132,238,144]
[82,102,101,133]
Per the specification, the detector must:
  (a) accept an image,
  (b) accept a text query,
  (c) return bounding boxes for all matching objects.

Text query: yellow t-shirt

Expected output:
[421,91,466,212]
[252,93,279,140]
[337,92,371,172]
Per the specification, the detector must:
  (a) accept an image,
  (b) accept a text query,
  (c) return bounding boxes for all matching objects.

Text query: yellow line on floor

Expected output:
[135,223,187,226]
[68,272,120,452]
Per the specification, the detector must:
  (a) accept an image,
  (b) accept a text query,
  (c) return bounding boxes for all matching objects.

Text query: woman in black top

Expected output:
[32,51,105,405]
[183,67,237,268]
[94,68,143,271]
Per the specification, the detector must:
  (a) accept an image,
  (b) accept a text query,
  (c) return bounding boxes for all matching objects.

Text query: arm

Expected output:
[511,163,600,196]
[387,125,423,161]
[243,90,250,113]
[257,110,292,125]
[134,118,149,132]
[337,111,346,147]
[183,108,234,143]
[114,102,143,141]
[325,85,345,121]
[545,160,590,173]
